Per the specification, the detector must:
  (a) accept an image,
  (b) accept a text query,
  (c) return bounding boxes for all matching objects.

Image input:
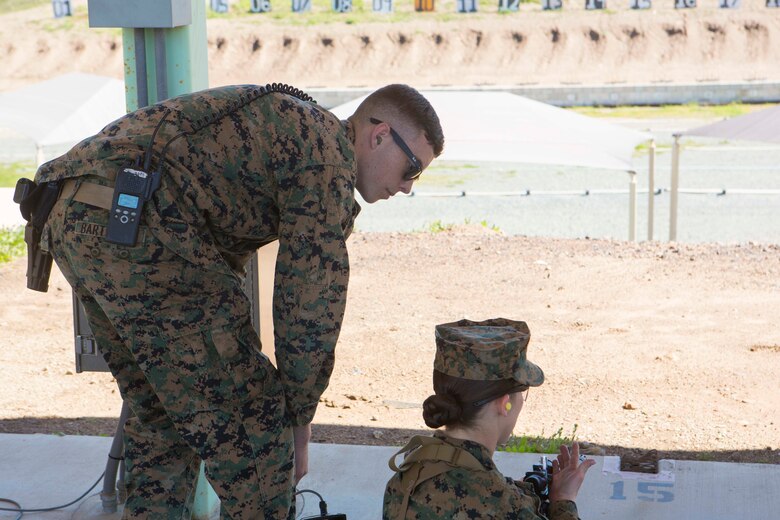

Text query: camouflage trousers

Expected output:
[45,187,295,520]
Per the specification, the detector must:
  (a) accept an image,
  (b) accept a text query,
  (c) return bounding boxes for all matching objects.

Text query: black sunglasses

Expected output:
[472,384,530,408]
[370,117,423,181]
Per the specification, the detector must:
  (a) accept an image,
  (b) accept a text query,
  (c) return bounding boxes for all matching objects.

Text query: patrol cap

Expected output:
[434,318,544,387]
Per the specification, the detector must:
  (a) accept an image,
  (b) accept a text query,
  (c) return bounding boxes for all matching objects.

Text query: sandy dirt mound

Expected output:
[2,230,779,464]
[1,5,779,90]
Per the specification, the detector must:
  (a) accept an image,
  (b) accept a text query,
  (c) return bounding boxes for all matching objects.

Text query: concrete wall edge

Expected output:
[310,81,780,109]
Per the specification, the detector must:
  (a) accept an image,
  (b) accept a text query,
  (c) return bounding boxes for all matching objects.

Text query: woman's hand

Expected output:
[549,442,596,503]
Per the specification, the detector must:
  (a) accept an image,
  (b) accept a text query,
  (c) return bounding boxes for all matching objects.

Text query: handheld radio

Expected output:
[106,167,159,246]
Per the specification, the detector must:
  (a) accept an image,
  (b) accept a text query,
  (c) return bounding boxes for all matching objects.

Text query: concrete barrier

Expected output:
[2,434,778,519]
[311,81,780,109]
[303,444,780,519]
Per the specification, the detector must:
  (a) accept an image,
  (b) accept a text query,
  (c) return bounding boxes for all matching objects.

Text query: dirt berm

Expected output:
[1,3,778,91]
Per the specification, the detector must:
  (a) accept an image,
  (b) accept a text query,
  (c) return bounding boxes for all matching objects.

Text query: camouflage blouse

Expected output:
[383,432,580,520]
[37,85,360,427]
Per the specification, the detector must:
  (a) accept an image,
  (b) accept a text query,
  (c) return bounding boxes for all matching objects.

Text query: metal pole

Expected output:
[670,134,681,241]
[647,138,655,241]
[164,0,209,98]
[100,400,131,512]
[628,171,637,242]
[154,28,168,101]
[133,28,149,108]
[83,1,218,516]
[35,144,45,166]
[122,2,218,516]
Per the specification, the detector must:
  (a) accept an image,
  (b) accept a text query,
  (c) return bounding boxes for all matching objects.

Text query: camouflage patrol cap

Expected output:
[434,318,544,387]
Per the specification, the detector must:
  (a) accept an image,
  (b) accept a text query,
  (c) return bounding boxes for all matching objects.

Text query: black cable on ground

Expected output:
[295,488,346,520]
[295,488,327,517]
[1,479,340,519]
[0,498,22,520]
[0,471,105,518]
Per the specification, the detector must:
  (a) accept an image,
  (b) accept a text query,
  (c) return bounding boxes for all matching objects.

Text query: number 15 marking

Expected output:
[611,481,675,503]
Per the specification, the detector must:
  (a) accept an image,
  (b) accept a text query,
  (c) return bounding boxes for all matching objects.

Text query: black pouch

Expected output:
[14,178,61,292]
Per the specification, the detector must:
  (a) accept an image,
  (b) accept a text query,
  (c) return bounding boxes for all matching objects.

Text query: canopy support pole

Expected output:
[647,138,655,241]
[670,134,681,241]
[35,144,45,166]
[628,170,637,242]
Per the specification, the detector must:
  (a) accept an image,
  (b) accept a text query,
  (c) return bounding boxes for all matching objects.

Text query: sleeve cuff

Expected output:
[548,499,579,520]
[288,403,318,427]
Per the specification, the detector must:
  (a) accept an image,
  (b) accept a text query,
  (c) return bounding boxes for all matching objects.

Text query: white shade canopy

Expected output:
[331,91,650,171]
[685,104,780,144]
[0,72,126,148]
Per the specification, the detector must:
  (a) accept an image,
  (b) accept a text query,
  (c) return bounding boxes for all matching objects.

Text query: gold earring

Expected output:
[505,402,512,411]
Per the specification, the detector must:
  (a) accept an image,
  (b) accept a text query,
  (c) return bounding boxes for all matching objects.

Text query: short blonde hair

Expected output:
[354,84,444,157]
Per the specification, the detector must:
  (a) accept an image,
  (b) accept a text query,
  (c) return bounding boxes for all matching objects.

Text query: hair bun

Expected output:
[422,394,462,429]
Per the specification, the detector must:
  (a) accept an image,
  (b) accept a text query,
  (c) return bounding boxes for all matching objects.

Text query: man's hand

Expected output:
[292,423,312,484]
[549,442,596,503]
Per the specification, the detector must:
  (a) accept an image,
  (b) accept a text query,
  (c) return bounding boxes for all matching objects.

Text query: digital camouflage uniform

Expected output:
[383,432,580,520]
[383,319,580,520]
[37,85,359,519]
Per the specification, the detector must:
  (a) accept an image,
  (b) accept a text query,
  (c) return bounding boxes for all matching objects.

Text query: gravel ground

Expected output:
[2,229,779,464]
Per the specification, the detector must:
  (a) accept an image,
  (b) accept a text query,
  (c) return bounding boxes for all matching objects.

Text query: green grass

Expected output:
[569,102,777,120]
[416,173,467,187]
[425,219,455,233]
[0,0,91,34]
[427,163,479,170]
[416,164,479,187]
[0,0,48,15]
[36,2,90,32]
[422,218,501,233]
[500,425,578,454]
[478,219,500,232]
[3,0,97,33]
[0,227,26,263]
[634,141,671,153]
[464,217,501,232]
[633,137,714,157]
[695,451,715,462]
[0,161,36,188]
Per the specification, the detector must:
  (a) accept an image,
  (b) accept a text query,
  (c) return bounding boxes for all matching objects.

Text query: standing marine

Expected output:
[18,83,443,519]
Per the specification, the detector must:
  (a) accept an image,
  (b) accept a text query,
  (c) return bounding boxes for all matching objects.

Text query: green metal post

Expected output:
[164,0,209,98]
[121,30,139,111]
[121,0,208,111]
[118,2,218,518]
